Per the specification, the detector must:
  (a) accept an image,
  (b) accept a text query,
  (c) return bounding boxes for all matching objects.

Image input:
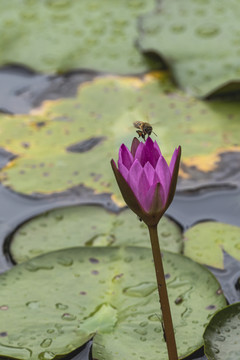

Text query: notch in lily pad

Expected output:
[184,221,240,269]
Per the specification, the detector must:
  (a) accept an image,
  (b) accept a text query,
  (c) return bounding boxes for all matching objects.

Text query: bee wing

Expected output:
[133,121,140,129]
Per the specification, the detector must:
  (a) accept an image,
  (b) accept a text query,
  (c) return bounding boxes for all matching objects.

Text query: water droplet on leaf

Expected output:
[40,338,52,348]
[56,303,68,310]
[38,351,55,360]
[123,282,157,297]
[26,301,40,309]
[139,321,148,327]
[57,257,73,266]
[170,24,185,33]
[134,328,147,335]
[215,335,225,342]
[61,313,76,321]
[196,24,220,37]
[148,314,161,322]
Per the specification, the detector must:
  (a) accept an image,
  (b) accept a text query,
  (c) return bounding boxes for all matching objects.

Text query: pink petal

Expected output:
[152,141,162,168]
[149,183,165,216]
[145,137,154,149]
[119,144,133,170]
[137,170,150,210]
[151,171,167,205]
[152,171,160,185]
[127,159,142,194]
[152,148,161,168]
[131,137,140,157]
[155,156,171,201]
[118,162,129,181]
[111,159,145,217]
[169,147,181,176]
[134,142,145,164]
[154,141,162,157]
[141,137,157,167]
[143,161,155,186]
[144,182,165,212]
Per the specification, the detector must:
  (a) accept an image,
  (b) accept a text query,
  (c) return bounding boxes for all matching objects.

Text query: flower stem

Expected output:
[148,225,178,360]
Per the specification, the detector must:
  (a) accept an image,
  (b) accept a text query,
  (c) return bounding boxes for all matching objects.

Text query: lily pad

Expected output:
[0,247,226,359]
[138,0,240,97]
[1,74,240,198]
[10,206,182,263]
[0,0,160,74]
[203,302,240,360]
[183,221,240,269]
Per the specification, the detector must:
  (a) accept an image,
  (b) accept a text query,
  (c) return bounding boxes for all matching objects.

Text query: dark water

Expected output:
[167,187,240,230]
[0,65,98,114]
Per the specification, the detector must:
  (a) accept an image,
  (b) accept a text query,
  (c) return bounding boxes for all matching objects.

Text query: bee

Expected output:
[133,121,156,141]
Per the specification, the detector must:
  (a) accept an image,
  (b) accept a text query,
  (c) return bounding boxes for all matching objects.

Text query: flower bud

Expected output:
[111,137,181,226]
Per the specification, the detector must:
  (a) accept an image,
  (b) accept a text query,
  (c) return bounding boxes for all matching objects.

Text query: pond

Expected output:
[1,2,240,360]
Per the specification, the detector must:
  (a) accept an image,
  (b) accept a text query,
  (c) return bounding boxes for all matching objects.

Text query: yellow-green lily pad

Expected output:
[0,0,160,74]
[183,221,240,269]
[9,205,182,264]
[203,303,240,360]
[138,0,240,97]
[0,73,240,199]
[0,247,226,360]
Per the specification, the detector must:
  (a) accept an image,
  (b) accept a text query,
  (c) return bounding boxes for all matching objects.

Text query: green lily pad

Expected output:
[0,247,226,359]
[183,221,240,269]
[0,0,160,74]
[1,74,240,198]
[138,0,240,97]
[10,206,182,263]
[203,302,240,360]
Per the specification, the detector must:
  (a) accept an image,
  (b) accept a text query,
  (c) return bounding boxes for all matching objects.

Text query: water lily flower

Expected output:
[111,137,181,360]
[111,137,181,226]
